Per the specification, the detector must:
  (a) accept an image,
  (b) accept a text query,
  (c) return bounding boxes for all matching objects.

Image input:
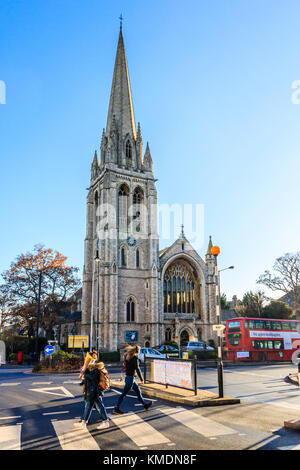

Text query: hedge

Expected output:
[32,350,82,372]
[188,350,218,360]
[99,351,120,362]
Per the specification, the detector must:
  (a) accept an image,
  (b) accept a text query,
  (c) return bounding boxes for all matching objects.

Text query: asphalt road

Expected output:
[1,363,300,451]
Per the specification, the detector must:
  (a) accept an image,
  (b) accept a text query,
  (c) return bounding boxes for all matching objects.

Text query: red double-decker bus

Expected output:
[225,317,300,361]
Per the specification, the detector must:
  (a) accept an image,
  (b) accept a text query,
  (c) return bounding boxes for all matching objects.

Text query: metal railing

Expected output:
[143,356,198,395]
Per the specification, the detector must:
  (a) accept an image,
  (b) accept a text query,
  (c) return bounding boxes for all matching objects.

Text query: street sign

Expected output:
[213,324,226,332]
[44,345,55,355]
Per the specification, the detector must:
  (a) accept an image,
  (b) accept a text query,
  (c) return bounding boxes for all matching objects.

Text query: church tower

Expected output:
[81,26,161,352]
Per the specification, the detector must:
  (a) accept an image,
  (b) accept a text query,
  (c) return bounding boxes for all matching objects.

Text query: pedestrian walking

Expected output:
[113,345,152,415]
[74,362,110,430]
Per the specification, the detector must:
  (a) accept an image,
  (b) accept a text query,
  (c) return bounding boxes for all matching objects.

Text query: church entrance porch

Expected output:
[180,330,190,348]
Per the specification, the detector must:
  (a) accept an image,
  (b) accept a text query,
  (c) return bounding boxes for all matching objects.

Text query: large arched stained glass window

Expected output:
[163,261,197,314]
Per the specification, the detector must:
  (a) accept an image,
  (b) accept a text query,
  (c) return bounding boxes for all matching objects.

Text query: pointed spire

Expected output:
[179,224,185,239]
[206,236,213,255]
[106,27,136,141]
[137,122,142,141]
[92,149,99,166]
[91,150,100,181]
[143,142,153,172]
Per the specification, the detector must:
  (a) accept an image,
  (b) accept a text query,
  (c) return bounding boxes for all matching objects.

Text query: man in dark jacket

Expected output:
[74,363,109,429]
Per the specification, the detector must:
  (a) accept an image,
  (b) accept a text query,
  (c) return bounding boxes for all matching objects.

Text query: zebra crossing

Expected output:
[0,406,240,450]
[0,404,300,450]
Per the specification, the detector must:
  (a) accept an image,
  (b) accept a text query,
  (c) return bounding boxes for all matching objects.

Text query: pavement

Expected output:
[284,373,300,432]
[110,379,240,407]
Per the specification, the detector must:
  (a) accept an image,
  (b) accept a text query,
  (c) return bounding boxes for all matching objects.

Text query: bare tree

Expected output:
[257,252,300,318]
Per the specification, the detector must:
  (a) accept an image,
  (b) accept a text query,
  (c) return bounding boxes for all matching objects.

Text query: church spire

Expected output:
[106,26,137,141]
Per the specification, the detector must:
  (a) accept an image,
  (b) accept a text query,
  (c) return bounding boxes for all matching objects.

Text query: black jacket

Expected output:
[125,355,143,381]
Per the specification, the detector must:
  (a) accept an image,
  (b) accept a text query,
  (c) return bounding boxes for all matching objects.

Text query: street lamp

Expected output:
[34,270,42,362]
[219,266,234,273]
[90,246,100,351]
[211,245,224,398]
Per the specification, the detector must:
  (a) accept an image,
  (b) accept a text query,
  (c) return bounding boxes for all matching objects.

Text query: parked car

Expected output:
[181,341,215,352]
[154,345,179,357]
[138,347,167,363]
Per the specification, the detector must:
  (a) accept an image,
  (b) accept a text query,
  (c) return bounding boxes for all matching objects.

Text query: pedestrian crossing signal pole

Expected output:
[211,245,224,398]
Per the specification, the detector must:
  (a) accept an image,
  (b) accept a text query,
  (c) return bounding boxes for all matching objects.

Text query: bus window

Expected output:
[228,334,241,346]
[273,322,282,330]
[248,320,255,329]
[228,321,241,329]
[245,320,249,329]
[274,340,283,350]
[291,322,297,331]
[282,322,290,331]
[267,341,273,349]
[255,320,265,329]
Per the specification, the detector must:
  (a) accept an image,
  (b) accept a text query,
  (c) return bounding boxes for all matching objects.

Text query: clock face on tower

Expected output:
[127,236,137,247]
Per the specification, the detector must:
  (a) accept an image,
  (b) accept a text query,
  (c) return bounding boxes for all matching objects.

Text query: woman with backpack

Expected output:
[114,345,152,415]
[75,361,110,429]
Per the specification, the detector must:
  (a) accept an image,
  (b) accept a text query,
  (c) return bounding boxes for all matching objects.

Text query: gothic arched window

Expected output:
[163,261,197,314]
[126,297,135,322]
[118,184,129,232]
[94,190,99,236]
[132,187,144,233]
[165,328,172,342]
[121,246,127,267]
[126,140,132,166]
[136,248,141,268]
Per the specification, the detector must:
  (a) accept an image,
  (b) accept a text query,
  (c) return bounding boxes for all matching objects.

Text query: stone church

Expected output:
[81,26,218,352]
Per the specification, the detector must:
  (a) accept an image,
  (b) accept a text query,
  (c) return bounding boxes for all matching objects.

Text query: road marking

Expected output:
[29,386,74,398]
[32,382,53,385]
[110,412,172,447]
[0,383,21,386]
[278,444,300,450]
[51,419,100,450]
[0,416,21,420]
[63,381,80,384]
[0,425,21,450]
[110,388,157,401]
[258,400,300,412]
[159,407,236,437]
[43,411,70,416]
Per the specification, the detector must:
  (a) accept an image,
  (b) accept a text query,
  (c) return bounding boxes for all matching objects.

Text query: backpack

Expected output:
[99,367,110,391]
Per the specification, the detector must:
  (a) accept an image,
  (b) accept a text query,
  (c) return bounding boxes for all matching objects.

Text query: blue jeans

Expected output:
[117,376,146,408]
[82,396,108,423]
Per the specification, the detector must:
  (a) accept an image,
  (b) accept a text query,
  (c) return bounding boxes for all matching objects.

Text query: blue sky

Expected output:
[0,0,300,300]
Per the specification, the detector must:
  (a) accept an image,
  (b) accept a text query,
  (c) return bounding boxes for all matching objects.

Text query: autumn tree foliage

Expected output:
[2,245,81,335]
